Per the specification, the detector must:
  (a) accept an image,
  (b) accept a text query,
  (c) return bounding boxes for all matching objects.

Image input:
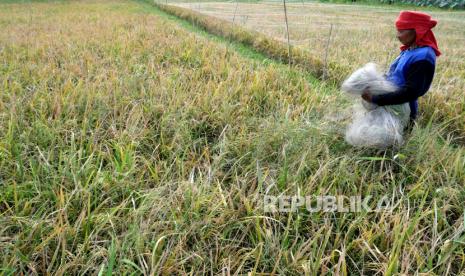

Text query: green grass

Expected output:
[0,0,464,274]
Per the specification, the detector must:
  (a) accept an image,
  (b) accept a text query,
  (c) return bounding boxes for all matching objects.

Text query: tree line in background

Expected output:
[381,0,464,8]
[320,0,465,9]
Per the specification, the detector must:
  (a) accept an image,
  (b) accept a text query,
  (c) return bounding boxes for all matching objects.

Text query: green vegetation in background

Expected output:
[316,0,464,9]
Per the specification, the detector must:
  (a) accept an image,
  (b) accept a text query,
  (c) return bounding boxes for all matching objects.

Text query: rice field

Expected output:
[173,1,465,136]
[1,0,465,274]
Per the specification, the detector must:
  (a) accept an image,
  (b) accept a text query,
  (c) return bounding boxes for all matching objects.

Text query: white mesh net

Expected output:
[342,63,410,149]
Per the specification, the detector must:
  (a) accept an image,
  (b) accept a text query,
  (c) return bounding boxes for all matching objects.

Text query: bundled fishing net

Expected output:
[341,63,410,149]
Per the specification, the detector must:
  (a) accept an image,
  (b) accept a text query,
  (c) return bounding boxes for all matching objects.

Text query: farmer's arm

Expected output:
[369,60,435,105]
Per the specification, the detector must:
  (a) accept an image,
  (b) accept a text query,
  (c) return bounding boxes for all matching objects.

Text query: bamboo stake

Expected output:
[323,23,333,80]
[232,0,239,24]
[283,0,291,68]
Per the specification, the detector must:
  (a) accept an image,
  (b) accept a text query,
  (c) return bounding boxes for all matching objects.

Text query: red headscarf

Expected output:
[395,11,441,57]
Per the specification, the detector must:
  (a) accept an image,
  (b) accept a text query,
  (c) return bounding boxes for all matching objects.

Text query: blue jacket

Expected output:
[372,46,436,119]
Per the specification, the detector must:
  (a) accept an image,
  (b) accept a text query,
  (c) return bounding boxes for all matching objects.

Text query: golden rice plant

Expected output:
[0,0,464,275]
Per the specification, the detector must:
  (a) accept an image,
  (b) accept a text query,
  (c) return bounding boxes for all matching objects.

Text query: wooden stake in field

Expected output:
[283,0,291,67]
[323,23,333,80]
[230,0,239,43]
[232,0,239,24]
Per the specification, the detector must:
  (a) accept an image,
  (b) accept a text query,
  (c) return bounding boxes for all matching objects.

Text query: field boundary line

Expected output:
[153,2,352,85]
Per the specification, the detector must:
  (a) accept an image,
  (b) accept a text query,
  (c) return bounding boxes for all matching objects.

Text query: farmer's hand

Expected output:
[361,88,373,102]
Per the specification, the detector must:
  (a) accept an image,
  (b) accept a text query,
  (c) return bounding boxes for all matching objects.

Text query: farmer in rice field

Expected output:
[361,11,441,125]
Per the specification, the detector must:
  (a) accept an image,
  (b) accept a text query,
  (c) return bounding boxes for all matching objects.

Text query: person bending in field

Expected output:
[361,11,441,126]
